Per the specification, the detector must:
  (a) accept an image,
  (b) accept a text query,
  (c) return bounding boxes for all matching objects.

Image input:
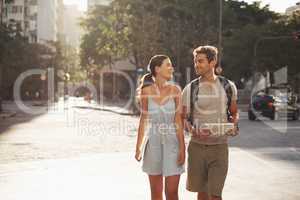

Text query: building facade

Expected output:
[63,4,83,49]
[2,0,64,43]
[37,0,64,43]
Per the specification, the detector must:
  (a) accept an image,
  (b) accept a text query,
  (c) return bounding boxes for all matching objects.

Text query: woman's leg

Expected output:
[165,175,180,200]
[149,175,163,200]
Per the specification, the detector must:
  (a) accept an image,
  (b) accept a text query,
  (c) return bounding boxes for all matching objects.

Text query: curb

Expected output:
[72,105,137,116]
[0,111,17,119]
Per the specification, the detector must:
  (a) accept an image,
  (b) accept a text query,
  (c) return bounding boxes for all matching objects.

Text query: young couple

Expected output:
[135,45,239,200]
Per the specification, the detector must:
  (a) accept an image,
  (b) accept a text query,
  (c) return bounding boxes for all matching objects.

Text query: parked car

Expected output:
[248,86,300,121]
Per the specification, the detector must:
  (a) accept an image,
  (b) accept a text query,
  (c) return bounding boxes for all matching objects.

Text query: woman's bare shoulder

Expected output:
[168,84,182,95]
[141,85,153,95]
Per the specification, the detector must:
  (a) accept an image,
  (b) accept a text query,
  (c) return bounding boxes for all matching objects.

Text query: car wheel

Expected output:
[248,110,256,121]
[292,111,299,121]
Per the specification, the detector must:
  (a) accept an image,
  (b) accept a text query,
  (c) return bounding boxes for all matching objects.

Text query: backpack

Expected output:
[187,76,233,125]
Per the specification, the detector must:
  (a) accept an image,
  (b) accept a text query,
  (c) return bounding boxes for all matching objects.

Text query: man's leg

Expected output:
[198,192,209,200]
[209,195,222,200]
[186,142,208,199]
[207,144,229,200]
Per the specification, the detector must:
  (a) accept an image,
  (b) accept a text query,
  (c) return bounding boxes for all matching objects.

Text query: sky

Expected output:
[63,0,87,11]
[63,0,300,13]
[241,0,300,13]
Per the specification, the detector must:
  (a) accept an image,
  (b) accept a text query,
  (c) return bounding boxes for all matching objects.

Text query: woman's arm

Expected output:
[173,85,185,165]
[135,87,149,161]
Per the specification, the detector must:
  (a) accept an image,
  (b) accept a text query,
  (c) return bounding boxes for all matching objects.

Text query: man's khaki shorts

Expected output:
[186,142,228,197]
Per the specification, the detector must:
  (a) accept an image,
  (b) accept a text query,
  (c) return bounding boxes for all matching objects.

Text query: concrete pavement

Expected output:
[1,148,300,200]
[1,99,300,199]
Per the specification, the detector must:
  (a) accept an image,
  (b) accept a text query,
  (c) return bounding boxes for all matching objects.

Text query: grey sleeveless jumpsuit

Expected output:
[142,97,185,177]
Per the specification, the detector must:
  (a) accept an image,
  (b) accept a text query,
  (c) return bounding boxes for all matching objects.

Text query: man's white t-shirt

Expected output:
[182,77,238,145]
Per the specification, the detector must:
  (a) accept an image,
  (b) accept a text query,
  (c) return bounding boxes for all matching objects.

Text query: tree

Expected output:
[80,0,300,89]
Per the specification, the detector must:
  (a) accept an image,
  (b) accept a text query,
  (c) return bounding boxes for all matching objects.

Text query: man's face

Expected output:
[194,53,216,76]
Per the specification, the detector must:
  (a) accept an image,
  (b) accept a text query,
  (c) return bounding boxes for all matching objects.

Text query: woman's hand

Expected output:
[177,147,185,166]
[135,149,142,162]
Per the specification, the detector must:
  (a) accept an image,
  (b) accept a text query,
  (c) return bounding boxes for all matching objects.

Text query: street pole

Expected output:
[218,0,223,65]
[0,65,2,112]
[0,0,4,26]
[0,0,3,112]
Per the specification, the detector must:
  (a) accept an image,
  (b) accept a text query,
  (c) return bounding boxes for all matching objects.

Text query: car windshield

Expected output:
[268,88,289,103]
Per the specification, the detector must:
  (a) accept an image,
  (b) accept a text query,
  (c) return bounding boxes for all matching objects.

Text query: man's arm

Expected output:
[182,106,195,134]
[229,81,239,134]
[230,100,239,125]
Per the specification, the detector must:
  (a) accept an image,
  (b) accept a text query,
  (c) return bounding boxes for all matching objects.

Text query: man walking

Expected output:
[182,45,239,200]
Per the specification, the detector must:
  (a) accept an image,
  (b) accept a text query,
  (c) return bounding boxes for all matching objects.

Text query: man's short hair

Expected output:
[193,45,218,63]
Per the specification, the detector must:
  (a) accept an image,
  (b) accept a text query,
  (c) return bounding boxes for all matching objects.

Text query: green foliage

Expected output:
[0,24,83,100]
[80,0,300,85]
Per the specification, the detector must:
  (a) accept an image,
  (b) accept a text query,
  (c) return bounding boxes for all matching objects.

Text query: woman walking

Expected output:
[135,55,185,200]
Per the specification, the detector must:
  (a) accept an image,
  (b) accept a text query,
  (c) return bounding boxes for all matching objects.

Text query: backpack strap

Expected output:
[187,77,200,126]
[218,76,233,121]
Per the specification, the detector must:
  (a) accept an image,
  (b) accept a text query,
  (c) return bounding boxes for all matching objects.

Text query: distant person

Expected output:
[35,91,40,100]
[75,91,80,98]
[25,91,30,100]
[84,92,92,103]
[182,46,239,200]
[135,55,185,200]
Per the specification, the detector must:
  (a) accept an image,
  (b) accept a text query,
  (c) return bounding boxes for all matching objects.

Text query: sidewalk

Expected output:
[0,149,299,200]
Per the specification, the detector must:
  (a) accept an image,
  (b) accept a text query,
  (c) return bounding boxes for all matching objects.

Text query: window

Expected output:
[11,6,23,14]
[24,6,29,17]
[4,8,8,17]
[25,21,29,29]
[29,0,37,5]
[16,21,22,30]
[5,0,15,3]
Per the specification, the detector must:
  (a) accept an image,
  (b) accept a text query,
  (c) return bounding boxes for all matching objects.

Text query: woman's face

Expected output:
[155,58,174,81]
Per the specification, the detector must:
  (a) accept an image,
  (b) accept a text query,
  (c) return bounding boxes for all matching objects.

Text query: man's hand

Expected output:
[192,128,212,140]
[226,124,239,136]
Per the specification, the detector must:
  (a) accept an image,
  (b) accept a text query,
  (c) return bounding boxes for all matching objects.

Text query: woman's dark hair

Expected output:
[139,55,169,89]
[136,55,169,102]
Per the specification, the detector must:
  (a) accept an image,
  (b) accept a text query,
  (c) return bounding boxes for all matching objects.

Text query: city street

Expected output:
[0,99,299,200]
[1,0,300,199]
